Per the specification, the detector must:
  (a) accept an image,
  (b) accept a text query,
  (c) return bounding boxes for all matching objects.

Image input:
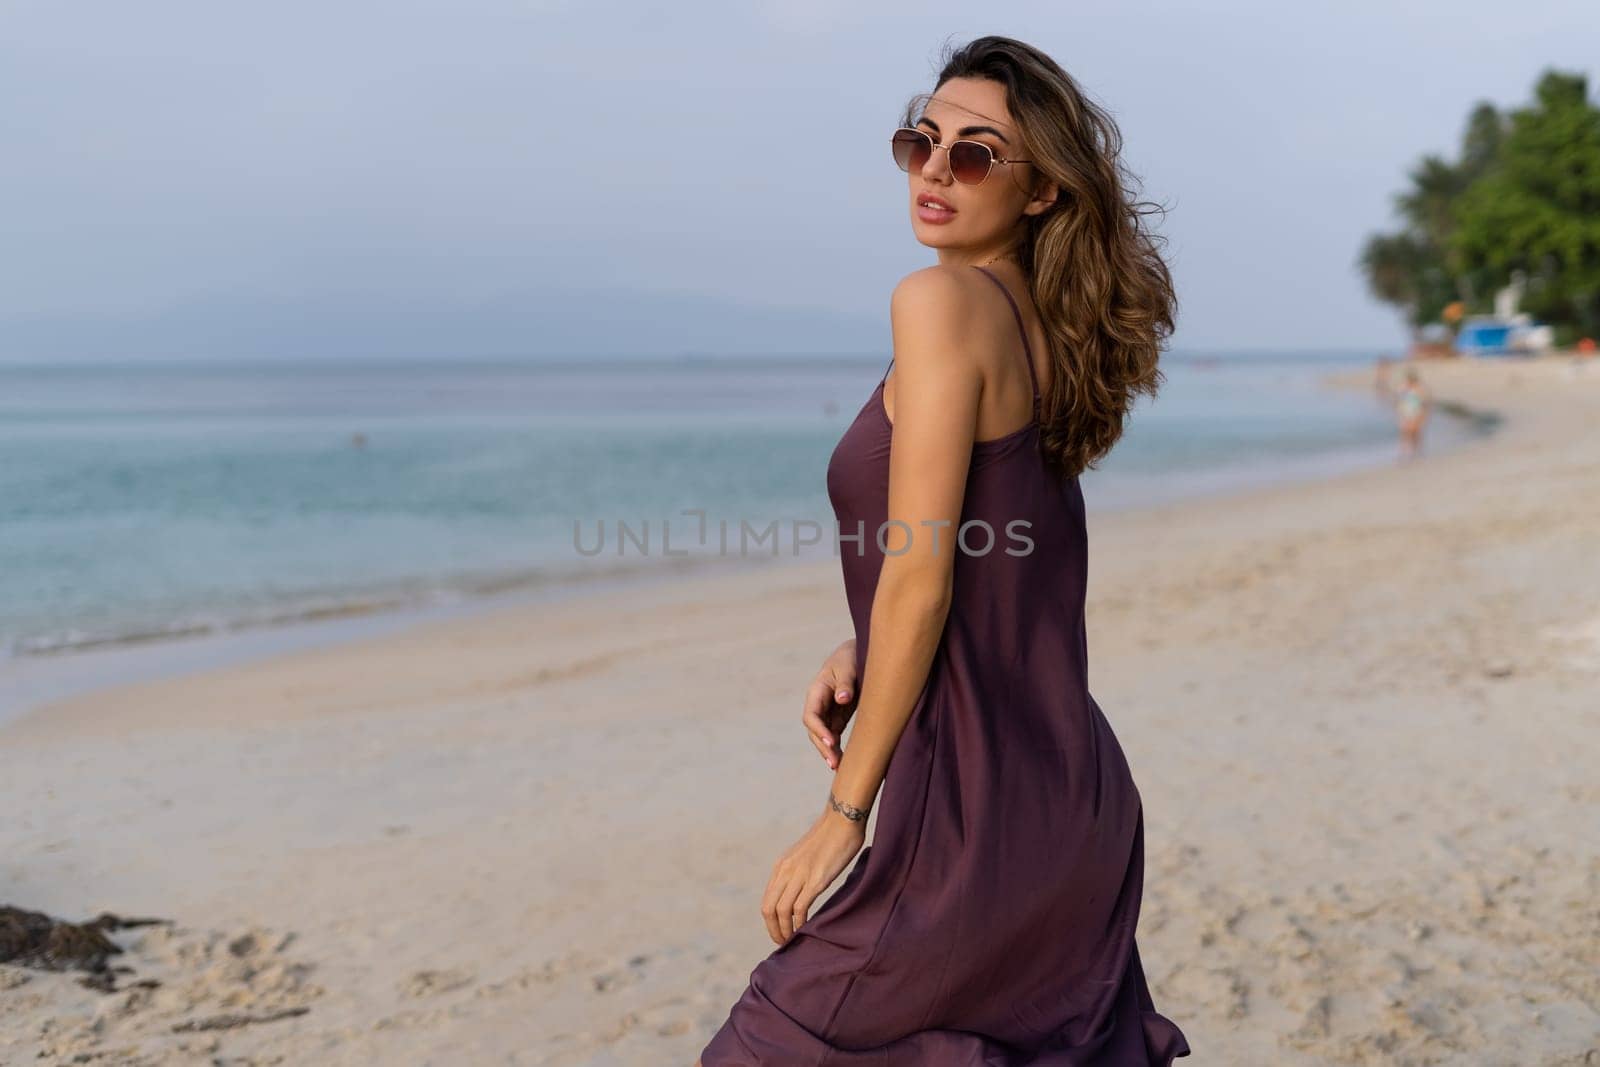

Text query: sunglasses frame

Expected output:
[891,126,1032,186]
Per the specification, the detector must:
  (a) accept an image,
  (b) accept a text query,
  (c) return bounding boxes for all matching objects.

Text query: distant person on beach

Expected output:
[1396,367,1430,461]
[698,35,1190,1066]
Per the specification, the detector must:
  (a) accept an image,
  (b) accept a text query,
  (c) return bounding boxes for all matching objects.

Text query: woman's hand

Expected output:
[762,808,866,945]
[802,639,858,770]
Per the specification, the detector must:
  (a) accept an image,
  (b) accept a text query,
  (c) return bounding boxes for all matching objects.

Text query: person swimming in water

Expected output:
[1395,366,1429,462]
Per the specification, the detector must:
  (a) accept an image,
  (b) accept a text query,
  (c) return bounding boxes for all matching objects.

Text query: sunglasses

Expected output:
[890,126,1031,186]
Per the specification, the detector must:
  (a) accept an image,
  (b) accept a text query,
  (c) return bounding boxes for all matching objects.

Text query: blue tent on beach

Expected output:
[1454,314,1553,356]
[1456,319,1515,355]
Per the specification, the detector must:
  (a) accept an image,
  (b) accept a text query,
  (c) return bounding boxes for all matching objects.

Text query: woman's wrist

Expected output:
[826,789,870,824]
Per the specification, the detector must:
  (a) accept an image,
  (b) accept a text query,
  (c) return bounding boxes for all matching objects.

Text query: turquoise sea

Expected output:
[0,351,1486,672]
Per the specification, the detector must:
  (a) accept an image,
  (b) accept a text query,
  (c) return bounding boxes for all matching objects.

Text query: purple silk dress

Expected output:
[700,265,1191,1065]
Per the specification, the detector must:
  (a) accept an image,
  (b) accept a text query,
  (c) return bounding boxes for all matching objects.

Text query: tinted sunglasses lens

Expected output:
[891,129,930,172]
[949,141,993,184]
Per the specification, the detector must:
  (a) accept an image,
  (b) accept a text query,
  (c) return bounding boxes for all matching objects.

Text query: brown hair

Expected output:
[902,36,1178,478]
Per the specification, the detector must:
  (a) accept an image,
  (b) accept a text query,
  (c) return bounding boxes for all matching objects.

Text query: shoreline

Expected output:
[0,549,801,731]
[3,350,1596,1063]
[0,356,1502,730]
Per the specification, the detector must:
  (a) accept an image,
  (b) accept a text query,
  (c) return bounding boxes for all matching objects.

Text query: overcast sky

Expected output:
[1,0,1595,361]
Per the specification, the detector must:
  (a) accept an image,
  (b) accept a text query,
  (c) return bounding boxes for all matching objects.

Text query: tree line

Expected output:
[1359,69,1600,346]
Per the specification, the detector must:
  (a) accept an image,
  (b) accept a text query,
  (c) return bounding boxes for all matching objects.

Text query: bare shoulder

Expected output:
[889,263,987,319]
[888,265,994,366]
[888,265,1018,389]
[887,266,991,384]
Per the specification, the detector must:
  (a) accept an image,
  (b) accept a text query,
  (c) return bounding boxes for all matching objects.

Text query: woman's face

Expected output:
[905,77,1053,256]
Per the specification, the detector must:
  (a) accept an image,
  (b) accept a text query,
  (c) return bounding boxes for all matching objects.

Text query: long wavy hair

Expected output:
[902,36,1177,479]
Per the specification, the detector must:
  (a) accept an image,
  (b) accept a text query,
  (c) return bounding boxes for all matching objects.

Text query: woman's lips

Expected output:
[916,199,957,224]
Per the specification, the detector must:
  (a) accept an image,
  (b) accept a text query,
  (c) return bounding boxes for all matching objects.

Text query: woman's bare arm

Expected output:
[827,265,987,816]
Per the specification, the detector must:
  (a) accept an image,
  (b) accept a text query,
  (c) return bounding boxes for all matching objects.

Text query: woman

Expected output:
[698,35,1190,1065]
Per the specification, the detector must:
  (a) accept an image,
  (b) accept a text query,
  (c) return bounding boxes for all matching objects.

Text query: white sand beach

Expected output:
[3,353,1598,1065]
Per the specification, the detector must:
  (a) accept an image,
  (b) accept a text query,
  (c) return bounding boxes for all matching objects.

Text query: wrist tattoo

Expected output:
[828,790,869,823]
